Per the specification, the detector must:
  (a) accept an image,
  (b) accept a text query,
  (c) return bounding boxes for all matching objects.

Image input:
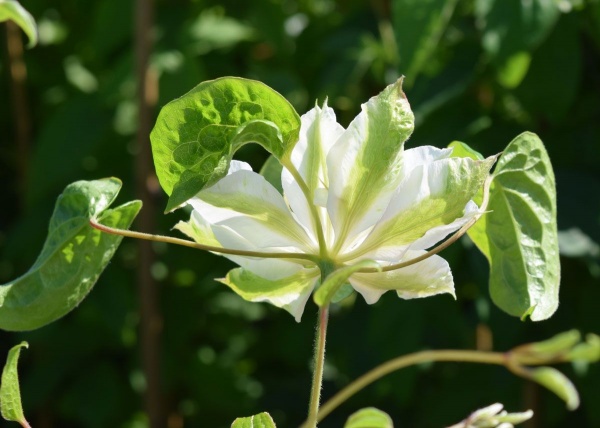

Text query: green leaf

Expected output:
[259,154,283,194]
[313,260,380,307]
[231,412,276,428]
[529,367,579,410]
[393,0,459,84]
[344,407,393,428]
[467,132,559,321]
[0,178,141,331]
[448,141,484,161]
[0,342,28,425]
[526,330,581,356]
[475,0,559,67]
[0,0,37,47]
[150,77,301,212]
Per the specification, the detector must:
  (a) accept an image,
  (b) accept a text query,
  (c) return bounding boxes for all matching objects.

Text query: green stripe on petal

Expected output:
[345,156,495,260]
[349,252,454,304]
[327,78,415,252]
[218,268,320,322]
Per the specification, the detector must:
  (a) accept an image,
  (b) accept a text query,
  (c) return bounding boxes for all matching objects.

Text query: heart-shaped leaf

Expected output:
[0,178,141,331]
[150,77,301,212]
[467,132,559,321]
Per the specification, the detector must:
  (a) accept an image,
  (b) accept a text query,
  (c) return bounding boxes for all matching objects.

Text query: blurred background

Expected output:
[1,0,600,427]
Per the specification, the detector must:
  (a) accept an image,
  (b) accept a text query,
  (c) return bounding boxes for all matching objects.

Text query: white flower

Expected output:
[446,403,534,428]
[176,80,495,321]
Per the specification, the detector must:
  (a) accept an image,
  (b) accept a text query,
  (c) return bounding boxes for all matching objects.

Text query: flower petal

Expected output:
[349,252,455,304]
[188,161,315,252]
[326,78,415,253]
[218,267,320,322]
[343,156,495,261]
[179,189,311,281]
[281,102,344,244]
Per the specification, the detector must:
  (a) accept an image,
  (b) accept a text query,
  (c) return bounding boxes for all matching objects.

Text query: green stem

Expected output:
[305,305,330,428]
[283,160,328,259]
[89,217,320,263]
[316,349,507,423]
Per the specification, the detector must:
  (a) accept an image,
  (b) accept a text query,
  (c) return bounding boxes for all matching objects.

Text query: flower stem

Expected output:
[316,349,507,423]
[283,160,328,259]
[305,305,330,428]
[89,217,320,263]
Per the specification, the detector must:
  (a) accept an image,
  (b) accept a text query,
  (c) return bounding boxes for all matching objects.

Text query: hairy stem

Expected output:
[316,349,507,423]
[304,305,330,428]
[89,217,320,263]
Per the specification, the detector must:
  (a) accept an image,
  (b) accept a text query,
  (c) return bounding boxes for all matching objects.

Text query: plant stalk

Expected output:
[305,305,330,428]
[316,349,507,423]
[89,218,320,263]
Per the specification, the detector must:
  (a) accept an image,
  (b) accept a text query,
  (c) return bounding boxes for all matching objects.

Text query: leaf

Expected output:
[0,0,37,47]
[448,141,484,161]
[0,178,141,331]
[150,77,301,212]
[313,260,380,307]
[475,0,560,67]
[0,342,28,425]
[231,412,276,428]
[392,0,459,84]
[467,132,559,321]
[344,407,393,428]
[529,367,579,410]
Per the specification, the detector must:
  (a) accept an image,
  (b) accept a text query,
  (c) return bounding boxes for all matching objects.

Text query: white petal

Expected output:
[178,206,306,281]
[326,79,415,253]
[349,252,455,304]
[343,156,493,261]
[403,145,452,168]
[281,102,343,245]
[188,166,315,252]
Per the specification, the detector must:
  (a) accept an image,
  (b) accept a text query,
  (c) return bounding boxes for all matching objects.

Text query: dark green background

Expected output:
[1,0,599,426]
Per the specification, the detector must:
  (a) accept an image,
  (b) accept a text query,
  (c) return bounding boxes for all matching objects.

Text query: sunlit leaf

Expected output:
[529,367,579,410]
[0,178,141,331]
[0,342,28,426]
[344,407,393,428]
[150,77,301,212]
[468,132,559,321]
[231,412,276,428]
[0,0,37,47]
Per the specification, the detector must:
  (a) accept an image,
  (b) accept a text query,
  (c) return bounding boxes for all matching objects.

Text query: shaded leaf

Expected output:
[344,407,393,428]
[150,77,301,212]
[0,342,28,425]
[393,0,459,84]
[468,132,559,321]
[475,0,559,67]
[0,178,141,331]
[0,0,37,47]
[231,412,276,428]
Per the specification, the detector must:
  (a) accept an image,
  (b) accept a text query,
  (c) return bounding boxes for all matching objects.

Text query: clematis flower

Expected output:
[176,80,495,321]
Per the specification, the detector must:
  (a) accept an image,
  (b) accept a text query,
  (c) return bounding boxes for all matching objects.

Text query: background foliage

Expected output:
[1,0,599,427]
